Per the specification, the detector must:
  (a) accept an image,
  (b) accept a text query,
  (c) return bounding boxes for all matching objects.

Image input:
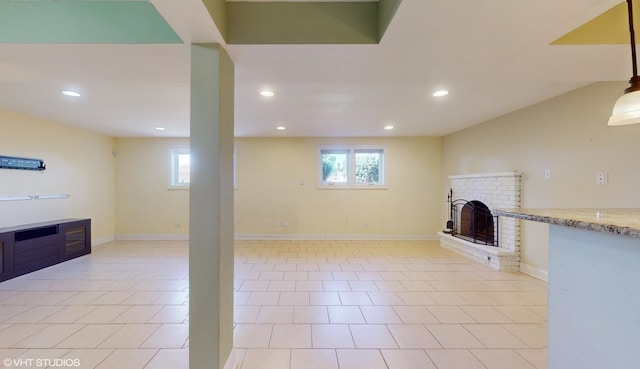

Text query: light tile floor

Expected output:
[234,240,547,369]
[0,240,548,369]
[0,241,189,369]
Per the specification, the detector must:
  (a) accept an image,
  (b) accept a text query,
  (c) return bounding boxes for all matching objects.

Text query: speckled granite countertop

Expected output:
[494,208,640,239]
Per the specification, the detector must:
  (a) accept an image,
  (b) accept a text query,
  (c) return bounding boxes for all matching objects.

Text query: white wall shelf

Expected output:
[0,194,69,202]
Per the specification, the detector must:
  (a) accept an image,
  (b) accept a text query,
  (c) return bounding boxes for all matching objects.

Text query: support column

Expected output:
[189,43,234,369]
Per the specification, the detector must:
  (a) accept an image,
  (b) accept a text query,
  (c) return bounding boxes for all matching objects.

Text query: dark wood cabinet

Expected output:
[0,219,91,282]
[60,220,91,261]
[0,232,10,279]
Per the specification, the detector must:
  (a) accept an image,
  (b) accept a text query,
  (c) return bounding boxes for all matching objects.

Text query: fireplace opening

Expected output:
[451,200,498,246]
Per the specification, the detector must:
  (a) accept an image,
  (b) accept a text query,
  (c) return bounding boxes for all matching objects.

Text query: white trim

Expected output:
[234,233,438,241]
[449,171,522,179]
[115,234,189,241]
[92,235,115,246]
[519,263,549,282]
[112,233,438,242]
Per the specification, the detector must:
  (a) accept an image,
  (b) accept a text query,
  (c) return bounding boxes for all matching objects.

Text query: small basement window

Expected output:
[318,146,385,188]
[169,147,190,189]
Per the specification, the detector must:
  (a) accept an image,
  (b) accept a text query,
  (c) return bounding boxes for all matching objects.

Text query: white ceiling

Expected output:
[0,0,631,138]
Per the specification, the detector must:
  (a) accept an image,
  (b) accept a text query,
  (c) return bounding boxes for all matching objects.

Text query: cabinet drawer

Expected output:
[14,234,61,253]
[13,254,59,276]
[14,234,61,271]
[14,242,59,267]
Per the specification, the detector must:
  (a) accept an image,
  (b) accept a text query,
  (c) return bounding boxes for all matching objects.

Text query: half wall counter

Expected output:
[494,208,640,369]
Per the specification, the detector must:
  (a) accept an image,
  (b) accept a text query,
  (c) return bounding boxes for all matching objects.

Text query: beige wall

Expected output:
[114,137,190,237]
[235,137,443,238]
[113,136,443,239]
[6,82,632,267]
[0,109,115,242]
[442,82,640,275]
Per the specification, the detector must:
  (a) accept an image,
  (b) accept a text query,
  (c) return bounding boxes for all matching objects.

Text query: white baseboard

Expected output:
[92,235,115,246]
[519,263,548,282]
[234,233,438,241]
[111,233,439,242]
[115,234,189,241]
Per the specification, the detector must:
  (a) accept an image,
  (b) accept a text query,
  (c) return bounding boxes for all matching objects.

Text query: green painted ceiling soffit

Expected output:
[203,0,402,45]
[202,0,229,41]
[227,2,377,44]
[0,1,182,44]
[378,0,402,40]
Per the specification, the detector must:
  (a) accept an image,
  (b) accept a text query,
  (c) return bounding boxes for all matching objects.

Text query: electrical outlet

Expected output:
[544,169,551,179]
[281,221,289,227]
[596,172,608,186]
[362,224,369,228]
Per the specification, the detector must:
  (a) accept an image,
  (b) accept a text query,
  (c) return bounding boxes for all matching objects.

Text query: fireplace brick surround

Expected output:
[438,172,522,272]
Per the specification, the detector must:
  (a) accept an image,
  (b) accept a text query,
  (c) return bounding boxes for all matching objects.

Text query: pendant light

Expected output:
[609,0,640,126]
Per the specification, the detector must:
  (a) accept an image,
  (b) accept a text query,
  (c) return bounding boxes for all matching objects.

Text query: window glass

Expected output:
[321,150,349,184]
[355,149,383,185]
[176,153,190,185]
[170,148,190,188]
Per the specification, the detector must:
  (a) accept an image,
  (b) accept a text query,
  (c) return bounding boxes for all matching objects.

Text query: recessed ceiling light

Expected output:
[433,90,449,97]
[260,90,275,97]
[384,125,395,130]
[276,125,286,130]
[155,127,166,131]
[61,90,81,97]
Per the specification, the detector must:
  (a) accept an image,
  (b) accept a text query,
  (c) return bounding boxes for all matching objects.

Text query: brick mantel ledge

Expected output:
[448,171,522,180]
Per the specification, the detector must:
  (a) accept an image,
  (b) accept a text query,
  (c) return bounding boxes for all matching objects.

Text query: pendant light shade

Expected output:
[608,0,640,126]
[608,89,640,126]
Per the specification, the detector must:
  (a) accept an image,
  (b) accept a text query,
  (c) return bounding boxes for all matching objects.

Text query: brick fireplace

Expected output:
[438,172,522,271]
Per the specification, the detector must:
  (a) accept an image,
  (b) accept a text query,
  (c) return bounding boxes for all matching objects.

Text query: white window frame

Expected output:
[318,146,351,187]
[169,144,238,190]
[317,145,386,189]
[169,147,191,189]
